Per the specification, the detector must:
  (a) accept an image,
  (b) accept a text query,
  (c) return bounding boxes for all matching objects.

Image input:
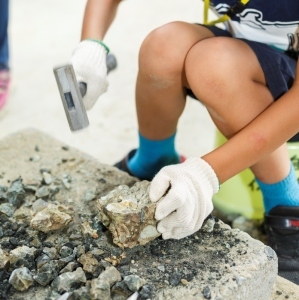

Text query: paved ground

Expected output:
[1,0,216,165]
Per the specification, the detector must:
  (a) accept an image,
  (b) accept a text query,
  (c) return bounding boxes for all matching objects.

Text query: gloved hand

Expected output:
[71,40,109,110]
[149,157,219,239]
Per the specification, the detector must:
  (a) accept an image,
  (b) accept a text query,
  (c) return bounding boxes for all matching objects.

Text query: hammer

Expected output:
[53,54,117,131]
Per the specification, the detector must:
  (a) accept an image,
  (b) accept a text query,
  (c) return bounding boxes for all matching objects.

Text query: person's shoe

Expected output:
[114,149,186,181]
[264,206,299,285]
[0,69,10,110]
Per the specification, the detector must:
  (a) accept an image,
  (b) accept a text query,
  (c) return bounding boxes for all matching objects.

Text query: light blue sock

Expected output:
[128,132,180,180]
[256,162,299,213]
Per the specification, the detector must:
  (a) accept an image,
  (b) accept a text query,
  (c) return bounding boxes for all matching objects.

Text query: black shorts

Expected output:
[187,25,297,100]
[186,25,299,141]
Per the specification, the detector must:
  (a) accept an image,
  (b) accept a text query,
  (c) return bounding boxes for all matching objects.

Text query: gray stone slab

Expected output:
[0,129,279,300]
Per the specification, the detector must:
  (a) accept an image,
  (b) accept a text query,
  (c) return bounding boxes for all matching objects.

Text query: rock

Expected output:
[9,245,37,270]
[9,267,34,291]
[169,272,182,287]
[60,261,80,274]
[123,275,146,292]
[35,186,50,199]
[36,253,51,270]
[0,248,10,270]
[42,171,52,185]
[98,266,122,287]
[202,286,211,299]
[30,203,73,233]
[138,284,153,300]
[32,198,48,213]
[42,247,57,260]
[0,203,16,217]
[90,277,111,300]
[0,185,8,202]
[60,246,74,258]
[111,281,133,300]
[13,206,32,220]
[70,286,92,300]
[81,221,98,239]
[84,188,96,202]
[77,252,99,274]
[0,129,280,300]
[97,181,160,248]
[34,261,58,286]
[7,177,26,207]
[201,216,215,233]
[51,267,86,293]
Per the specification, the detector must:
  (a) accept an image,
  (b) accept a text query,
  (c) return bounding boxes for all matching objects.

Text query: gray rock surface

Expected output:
[0,129,292,300]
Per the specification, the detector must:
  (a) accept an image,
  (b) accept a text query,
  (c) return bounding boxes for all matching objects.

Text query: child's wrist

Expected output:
[84,39,110,53]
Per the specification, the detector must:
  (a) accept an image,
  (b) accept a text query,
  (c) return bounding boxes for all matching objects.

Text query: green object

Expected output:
[212,131,299,220]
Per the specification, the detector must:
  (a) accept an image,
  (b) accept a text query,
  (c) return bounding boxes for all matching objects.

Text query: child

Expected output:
[71,0,299,284]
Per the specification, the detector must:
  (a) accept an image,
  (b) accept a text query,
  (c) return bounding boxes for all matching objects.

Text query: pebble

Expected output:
[9,267,34,291]
[203,286,211,299]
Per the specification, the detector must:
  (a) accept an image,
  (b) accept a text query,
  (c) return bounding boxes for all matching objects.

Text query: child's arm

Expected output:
[149,61,299,240]
[203,61,299,184]
[81,0,122,41]
[71,0,123,110]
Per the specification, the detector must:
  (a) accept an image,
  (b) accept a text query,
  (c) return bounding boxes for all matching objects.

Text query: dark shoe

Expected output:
[114,149,186,181]
[264,206,299,285]
[114,149,137,178]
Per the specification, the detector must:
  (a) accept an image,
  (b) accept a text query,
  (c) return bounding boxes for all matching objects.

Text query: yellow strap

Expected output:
[204,0,249,26]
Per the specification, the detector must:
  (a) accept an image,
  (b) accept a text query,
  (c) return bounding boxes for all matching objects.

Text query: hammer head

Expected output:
[53,64,89,131]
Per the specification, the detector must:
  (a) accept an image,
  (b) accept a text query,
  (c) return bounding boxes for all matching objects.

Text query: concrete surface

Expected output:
[0,129,280,300]
[1,0,217,166]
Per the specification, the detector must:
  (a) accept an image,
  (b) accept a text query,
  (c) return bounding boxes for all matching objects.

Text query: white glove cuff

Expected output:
[184,157,220,194]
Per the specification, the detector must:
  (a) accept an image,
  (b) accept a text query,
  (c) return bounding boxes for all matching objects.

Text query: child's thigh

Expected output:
[186,25,297,101]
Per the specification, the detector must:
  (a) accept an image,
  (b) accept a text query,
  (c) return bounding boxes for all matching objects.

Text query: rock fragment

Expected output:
[99,266,122,287]
[51,267,86,293]
[7,177,26,207]
[90,277,110,300]
[34,261,58,286]
[9,267,34,291]
[77,252,99,274]
[81,221,98,239]
[71,286,92,300]
[42,171,52,185]
[0,248,10,270]
[35,186,50,199]
[111,281,133,300]
[9,245,37,270]
[97,181,160,248]
[123,274,146,292]
[0,203,15,217]
[30,203,73,233]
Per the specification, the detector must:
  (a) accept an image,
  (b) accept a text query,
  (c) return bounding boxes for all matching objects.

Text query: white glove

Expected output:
[71,40,109,110]
[149,157,219,239]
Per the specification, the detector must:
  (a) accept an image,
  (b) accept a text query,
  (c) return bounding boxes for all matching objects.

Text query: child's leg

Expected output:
[117,22,215,179]
[184,37,299,284]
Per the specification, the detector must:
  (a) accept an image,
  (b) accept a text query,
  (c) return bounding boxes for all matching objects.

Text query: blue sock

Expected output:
[256,162,299,213]
[128,132,180,180]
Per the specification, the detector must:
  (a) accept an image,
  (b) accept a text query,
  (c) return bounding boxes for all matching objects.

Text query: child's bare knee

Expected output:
[185,37,245,97]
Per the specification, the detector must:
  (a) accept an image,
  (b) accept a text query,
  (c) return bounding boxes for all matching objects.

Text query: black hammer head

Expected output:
[53,64,89,131]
